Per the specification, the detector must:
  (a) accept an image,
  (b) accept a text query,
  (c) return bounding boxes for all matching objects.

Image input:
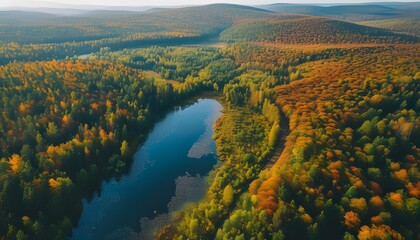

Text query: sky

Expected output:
[0,0,418,7]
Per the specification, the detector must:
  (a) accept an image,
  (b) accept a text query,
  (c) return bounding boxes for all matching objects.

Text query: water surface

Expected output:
[72,98,222,240]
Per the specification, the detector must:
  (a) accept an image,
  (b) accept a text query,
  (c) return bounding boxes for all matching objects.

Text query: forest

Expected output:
[0,2,419,240]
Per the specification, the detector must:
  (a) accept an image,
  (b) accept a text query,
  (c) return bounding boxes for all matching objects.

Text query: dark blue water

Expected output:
[72,99,222,240]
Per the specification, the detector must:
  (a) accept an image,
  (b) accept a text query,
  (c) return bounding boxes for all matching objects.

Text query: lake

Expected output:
[72,98,222,240]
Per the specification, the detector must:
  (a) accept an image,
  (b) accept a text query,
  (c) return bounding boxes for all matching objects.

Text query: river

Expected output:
[72,98,222,240]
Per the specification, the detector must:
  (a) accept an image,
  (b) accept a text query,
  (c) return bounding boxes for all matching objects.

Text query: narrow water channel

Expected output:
[72,98,222,240]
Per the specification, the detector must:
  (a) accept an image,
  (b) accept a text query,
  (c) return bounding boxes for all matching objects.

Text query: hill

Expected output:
[257,2,420,21]
[0,4,278,64]
[139,4,273,35]
[0,4,272,45]
[220,16,419,44]
[358,17,420,37]
[0,3,418,66]
[3,4,417,46]
[0,10,59,24]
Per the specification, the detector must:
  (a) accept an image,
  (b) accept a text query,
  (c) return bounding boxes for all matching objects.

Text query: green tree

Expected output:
[189,219,199,238]
[223,184,234,205]
[269,123,281,147]
[120,140,130,158]
[46,122,59,143]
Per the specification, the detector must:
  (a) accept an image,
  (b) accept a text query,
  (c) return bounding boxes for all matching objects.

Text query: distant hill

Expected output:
[375,2,420,11]
[220,16,419,44]
[0,10,58,23]
[0,4,159,15]
[358,17,420,37]
[257,2,420,21]
[0,3,418,46]
[142,4,273,33]
[145,3,273,24]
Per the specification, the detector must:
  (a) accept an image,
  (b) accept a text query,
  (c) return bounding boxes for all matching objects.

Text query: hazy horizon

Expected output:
[1,0,419,8]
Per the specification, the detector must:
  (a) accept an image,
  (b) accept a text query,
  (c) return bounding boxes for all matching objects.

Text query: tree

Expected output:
[20,145,35,163]
[189,219,199,238]
[268,123,281,147]
[120,140,130,158]
[46,122,59,143]
[223,184,234,205]
[349,198,368,215]
[344,211,361,230]
[9,154,22,173]
[357,225,403,240]
[16,230,29,240]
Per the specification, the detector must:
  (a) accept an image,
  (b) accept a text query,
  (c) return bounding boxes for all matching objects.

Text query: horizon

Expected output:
[1,0,419,8]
